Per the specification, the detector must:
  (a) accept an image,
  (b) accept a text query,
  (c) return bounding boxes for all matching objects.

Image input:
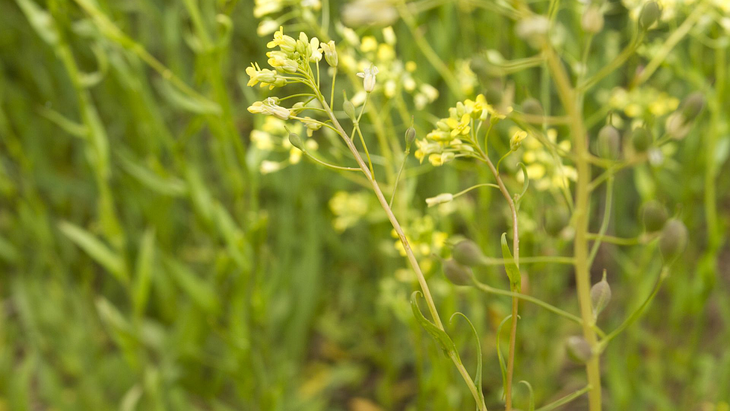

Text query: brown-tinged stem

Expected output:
[315,89,487,411]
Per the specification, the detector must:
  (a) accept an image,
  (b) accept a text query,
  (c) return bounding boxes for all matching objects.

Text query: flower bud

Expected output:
[566,336,593,364]
[288,132,304,151]
[680,92,704,121]
[642,201,668,232]
[639,1,661,30]
[582,4,604,34]
[343,100,356,121]
[591,271,612,318]
[405,126,416,146]
[545,208,569,236]
[631,127,652,152]
[442,259,473,286]
[426,193,454,207]
[320,40,338,67]
[521,98,544,117]
[452,240,487,267]
[659,219,688,262]
[597,125,620,160]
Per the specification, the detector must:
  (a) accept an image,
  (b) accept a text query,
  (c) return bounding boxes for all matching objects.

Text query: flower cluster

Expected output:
[518,128,577,191]
[415,95,498,166]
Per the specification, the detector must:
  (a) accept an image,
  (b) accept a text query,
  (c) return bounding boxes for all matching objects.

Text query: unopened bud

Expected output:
[631,127,652,152]
[591,271,612,318]
[659,219,688,262]
[343,100,356,121]
[582,5,604,34]
[597,125,620,160]
[288,132,304,151]
[405,126,416,146]
[639,1,661,30]
[680,92,704,121]
[566,336,593,364]
[642,201,668,232]
[443,259,473,286]
[545,208,569,236]
[522,98,544,117]
[452,240,487,267]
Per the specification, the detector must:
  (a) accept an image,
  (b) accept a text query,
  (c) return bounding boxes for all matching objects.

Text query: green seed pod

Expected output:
[597,125,620,160]
[590,271,612,318]
[522,98,544,117]
[659,219,688,262]
[680,92,704,121]
[545,208,569,236]
[452,240,487,267]
[631,127,652,152]
[566,336,593,364]
[343,100,356,121]
[288,132,304,151]
[639,1,661,30]
[642,201,668,232]
[581,4,605,34]
[443,259,473,286]
[405,126,416,146]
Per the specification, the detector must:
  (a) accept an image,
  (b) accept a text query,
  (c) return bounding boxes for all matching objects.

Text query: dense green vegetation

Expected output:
[1,0,729,410]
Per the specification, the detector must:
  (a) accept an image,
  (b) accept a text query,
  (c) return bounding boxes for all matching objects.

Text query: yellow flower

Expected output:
[446,114,471,137]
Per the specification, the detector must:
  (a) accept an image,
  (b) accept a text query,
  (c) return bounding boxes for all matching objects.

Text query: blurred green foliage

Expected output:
[1,0,729,410]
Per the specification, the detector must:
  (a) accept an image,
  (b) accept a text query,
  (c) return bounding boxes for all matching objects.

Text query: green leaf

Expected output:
[118,151,188,197]
[520,380,535,411]
[156,79,221,115]
[162,256,220,315]
[497,314,512,400]
[15,0,60,46]
[515,162,529,208]
[410,291,459,360]
[536,385,591,411]
[133,229,156,318]
[501,233,521,291]
[451,312,485,407]
[59,221,128,284]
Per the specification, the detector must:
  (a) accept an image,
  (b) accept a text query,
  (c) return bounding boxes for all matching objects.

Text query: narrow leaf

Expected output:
[59,221,128,283]
[501,233,521,291]
[162,256,220,315]
[118,151,188,196]
[536,385,591,411]
[410,291,459,359]
[497,314,512,400]
[133,229,156,318]
[451,312,485,406]
[520,380,535,411]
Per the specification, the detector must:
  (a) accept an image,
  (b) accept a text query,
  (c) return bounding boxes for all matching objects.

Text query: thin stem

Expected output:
[314,89,487,411]
[598,267,669,351]
[389,147,410,208]
[302,151,360,172]
[588,176,614,267]
[330,67,337,109]
[471,277,606,338]
[544,45,602,411]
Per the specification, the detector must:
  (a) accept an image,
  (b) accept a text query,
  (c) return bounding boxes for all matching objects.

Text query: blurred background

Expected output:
[1,0,729,410]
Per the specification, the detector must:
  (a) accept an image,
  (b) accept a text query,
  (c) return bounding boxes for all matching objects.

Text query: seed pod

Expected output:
[442,259,473,286]
[566,336,593,364]
[582,4,604,34]
[591,271,612,318]
[639,1,661,30]
[597,125,620,160]
[642,201,668,232]
[405,126,416,146]
[545,208,569,236]
[343,100,356,121]
[522,98,544,117]
[288,132,304,151]
[631,127,652,152]
[680,92,704,121]
[452,240,487,267]
[659,219,688,262]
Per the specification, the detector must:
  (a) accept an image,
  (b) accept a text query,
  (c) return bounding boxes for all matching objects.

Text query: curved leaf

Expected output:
[501,233,521,291]
[411,291,459,359]
[451,312,485,406]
